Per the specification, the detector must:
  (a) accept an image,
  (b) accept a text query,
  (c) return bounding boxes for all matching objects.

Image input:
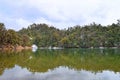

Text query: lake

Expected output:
[0,48,120,80]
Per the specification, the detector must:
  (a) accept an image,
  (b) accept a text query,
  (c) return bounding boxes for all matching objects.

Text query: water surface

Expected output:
[0,49,120,80]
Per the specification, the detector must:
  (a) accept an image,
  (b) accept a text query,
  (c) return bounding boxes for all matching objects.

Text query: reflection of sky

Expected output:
[0,65,120,80]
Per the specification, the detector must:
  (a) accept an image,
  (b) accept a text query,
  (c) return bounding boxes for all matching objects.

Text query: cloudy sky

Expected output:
[0,0,120,31]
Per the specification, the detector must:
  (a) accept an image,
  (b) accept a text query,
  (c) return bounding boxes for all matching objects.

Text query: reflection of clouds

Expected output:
[0,65,32,79]
[0,65,120,80]
[96,71,120,80]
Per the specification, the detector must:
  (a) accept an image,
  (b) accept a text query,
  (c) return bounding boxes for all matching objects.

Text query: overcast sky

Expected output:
[0,0,120,31]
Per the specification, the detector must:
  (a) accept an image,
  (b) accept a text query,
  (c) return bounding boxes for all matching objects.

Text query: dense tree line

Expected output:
[0,23,31,49]
[19,24,62,47]
[0,21,120,48]
[19,20,120,48]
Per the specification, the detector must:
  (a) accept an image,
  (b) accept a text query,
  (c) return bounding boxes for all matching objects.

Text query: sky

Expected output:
[0,0,120,31]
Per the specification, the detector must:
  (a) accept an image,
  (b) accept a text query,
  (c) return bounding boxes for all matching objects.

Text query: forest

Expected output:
[0,20,120,49]
[0,23,31,49]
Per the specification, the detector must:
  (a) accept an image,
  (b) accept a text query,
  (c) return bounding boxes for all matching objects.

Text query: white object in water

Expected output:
[32,44,38,52]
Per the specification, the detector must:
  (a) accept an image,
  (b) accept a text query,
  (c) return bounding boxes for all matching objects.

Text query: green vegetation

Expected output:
[19,20,120,48]
[0,23,31,49]
[19,24,62,47]
[1,20,120,48]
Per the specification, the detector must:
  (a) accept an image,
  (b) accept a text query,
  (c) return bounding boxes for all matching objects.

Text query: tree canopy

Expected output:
[18,21,120,48]
[0,23,31,48]
[0,20,120,48]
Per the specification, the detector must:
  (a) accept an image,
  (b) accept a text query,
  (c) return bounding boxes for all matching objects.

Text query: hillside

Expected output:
[18,21,120,48]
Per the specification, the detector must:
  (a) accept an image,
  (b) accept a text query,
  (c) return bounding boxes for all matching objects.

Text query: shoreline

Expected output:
[0,45,32,51]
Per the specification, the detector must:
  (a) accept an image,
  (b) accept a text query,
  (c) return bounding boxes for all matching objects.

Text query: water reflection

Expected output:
[0,65,120,80]
[0,49,120,79]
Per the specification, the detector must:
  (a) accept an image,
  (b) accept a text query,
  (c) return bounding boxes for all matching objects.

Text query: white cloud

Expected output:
[27,0,120,26]
[34,17,76,29]
[15,18,32,29]
[0,0,120,30]
[27,0,101,22]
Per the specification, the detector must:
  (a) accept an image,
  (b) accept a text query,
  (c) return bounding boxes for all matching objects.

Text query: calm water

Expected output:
[0,49,120,80]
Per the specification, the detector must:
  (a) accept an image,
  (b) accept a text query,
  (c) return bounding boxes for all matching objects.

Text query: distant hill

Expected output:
[18,21,120,48]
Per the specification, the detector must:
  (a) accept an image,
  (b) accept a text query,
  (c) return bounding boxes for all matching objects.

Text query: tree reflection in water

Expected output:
[0,48,120,79]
